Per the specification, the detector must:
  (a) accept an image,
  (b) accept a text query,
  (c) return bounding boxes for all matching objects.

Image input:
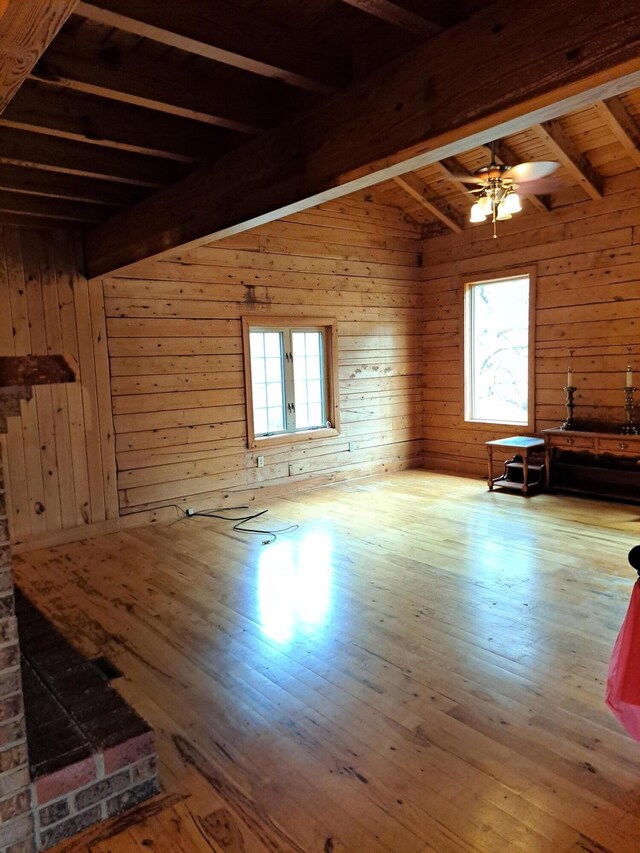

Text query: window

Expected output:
[463,272,534,428]
[242,317,339,446]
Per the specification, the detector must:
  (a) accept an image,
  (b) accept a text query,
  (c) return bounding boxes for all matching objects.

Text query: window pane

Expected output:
[250,357,264,381]
[292,332,325,430]
[292,333,306,358]
[467,276,529,425]
[250,332,264,357]
[308,403,322,425]
[267,382,282,407]
[254,408,268,435]
[265,357,282,382]
[250,331,284,435]
[305,334,319,356]
[307,379,321,404]
[264,332,281,357]
[268,407,284,431]
[253,384,266,408]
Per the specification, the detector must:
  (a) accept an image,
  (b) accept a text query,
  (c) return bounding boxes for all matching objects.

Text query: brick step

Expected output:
[15,589,159,850]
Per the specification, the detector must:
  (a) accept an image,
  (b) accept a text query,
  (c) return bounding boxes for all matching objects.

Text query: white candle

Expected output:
[627,366,633,387]
[567,366,573,387]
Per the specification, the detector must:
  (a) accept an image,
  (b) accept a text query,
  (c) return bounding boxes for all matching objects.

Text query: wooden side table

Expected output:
[486,436,545,496]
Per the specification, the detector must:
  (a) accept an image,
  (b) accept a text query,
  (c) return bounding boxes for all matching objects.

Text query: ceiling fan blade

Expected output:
[518,177,563,195]
[445,173,486,184]
[503,161,560,183]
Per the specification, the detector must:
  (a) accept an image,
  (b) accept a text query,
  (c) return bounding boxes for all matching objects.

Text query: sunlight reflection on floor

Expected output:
[257,532,333,643]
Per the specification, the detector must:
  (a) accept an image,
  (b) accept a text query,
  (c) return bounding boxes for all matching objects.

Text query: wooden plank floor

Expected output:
[12,470,640,853]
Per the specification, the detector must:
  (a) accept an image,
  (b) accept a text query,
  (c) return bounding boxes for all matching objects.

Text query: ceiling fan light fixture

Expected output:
[469,201,487,223]
[463,142,559,236]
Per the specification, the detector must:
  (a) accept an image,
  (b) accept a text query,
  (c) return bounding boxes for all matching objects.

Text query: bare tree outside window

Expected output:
[465,275,530,425]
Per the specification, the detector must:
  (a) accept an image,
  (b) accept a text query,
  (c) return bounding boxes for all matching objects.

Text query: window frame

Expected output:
[242,316,340,449]
[461,267,536,432]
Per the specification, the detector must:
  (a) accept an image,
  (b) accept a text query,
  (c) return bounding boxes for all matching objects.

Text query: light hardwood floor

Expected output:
[12,471,640,853]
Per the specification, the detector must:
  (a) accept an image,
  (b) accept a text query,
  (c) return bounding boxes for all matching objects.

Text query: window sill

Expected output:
[250,428,339,449]
[464,419,535,432]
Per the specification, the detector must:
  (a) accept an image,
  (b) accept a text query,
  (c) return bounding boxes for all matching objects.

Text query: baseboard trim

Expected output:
[11,518,120,554]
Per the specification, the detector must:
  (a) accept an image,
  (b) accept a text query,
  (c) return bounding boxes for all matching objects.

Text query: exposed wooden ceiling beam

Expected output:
[76,0,344,95]
[0,127,180,188]
[393,173,463,232]
[484,140,551,213]
[0,211,84,230]
[0,164,145,207]
[2,82,230,163]
[341,1,444,36]
[0,0,79,115]
[0,190,115,223]
[32,33,282,134]
[85,0,640,278]
[594,97,640,170]
[534,120,603,200]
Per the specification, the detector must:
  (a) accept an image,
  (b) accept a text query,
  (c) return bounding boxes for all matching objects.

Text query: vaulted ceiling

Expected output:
[1,0,639,272]
[0,0,491,228]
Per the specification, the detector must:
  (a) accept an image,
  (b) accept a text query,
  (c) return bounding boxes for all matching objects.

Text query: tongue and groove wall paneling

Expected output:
[421,170,640,478]
[0,226,118,550]
[102,198,425,522]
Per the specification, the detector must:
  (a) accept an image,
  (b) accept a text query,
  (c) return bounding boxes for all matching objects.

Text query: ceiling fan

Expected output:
[453,142,560,237]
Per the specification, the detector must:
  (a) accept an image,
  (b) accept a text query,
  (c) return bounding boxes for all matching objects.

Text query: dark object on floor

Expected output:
[91,656,124,682]
[629,546,640,575]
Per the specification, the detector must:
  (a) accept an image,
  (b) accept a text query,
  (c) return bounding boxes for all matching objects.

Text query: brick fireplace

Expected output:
[1,381,35,853]
[0,356,158,852]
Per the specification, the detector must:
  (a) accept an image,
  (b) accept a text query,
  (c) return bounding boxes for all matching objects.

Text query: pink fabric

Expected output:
[606,579,640,740]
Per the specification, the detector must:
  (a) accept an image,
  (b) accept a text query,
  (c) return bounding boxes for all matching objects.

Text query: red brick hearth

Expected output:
[17,591,158,850]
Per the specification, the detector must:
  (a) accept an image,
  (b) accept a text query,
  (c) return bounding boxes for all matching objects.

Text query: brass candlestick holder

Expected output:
[560,385,576,430]
[621,385,639,435]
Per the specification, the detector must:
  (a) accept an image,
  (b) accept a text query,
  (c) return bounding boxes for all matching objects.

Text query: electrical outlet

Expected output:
[257,455,265,468]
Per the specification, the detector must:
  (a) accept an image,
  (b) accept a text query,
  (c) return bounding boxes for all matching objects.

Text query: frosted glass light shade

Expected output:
[470,202,487,223]
[502,191,522,214]
[496,201,512,221]
[477,194,493,216]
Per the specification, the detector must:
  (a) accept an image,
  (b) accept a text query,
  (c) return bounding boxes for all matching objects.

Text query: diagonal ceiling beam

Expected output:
[0,0,78,115]
[2,82,230,163]
[0,163,145,207]
[484,140,551,212]
[393,173,464,232]
[76,0,345,96]
[85,0,640,278]
[0,127,179,188]
[594,97,640,169]
[341,1,444,36]
[32,32,295,134]
[0,190,115,223]
[534,120,603,200]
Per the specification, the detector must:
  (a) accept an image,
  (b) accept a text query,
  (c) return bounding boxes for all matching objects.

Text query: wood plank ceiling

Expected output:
[1,0,640,241]
[371,91,640,237]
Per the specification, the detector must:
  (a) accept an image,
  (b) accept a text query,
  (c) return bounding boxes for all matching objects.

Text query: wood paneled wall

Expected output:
[422,170,640,477]
[0,226,118,550]
[100,198,424,521]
